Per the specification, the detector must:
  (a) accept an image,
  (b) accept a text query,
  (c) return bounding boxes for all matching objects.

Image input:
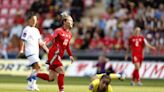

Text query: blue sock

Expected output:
[31,76,38,80]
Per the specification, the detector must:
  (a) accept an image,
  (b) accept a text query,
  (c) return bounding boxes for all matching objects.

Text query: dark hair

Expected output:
[100,74,111,83]
[25,11,37,21]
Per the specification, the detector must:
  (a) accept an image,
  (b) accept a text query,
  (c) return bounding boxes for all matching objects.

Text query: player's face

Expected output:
[135,27,141,36]
[99,78,110,91]
[29,16,37,27]
[65,16,73,29]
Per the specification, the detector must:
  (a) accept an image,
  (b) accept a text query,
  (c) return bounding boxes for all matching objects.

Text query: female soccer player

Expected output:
[125,27,156,86]
[18,12,49,91]
[31,13,74,92]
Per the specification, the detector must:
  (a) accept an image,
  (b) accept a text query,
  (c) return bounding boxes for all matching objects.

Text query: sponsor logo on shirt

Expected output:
[23,33,26,37]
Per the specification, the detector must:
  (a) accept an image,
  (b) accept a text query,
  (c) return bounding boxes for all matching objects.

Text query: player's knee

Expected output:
[48,79,54,82]
[32,62,40,69]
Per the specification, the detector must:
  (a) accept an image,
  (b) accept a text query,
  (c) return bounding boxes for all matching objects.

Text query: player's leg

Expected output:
[136,58,143,86]
[131,62,140,86]
[131,56,140,86]
[37,69,58,81]
[55,66,65,92]
[37,47,58,81]
[26,55,41,91]
[30,62,40,91]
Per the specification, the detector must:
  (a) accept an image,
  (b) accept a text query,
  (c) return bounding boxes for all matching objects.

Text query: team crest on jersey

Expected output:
[23,33,27,37]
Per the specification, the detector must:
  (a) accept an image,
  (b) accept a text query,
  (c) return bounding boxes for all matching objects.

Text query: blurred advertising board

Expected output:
[0,59,163,79]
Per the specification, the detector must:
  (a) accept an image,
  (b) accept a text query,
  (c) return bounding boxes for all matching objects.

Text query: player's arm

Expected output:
[66,41,74,63]
[44,29,60,44]
[17,40,25,58]
[39,39,49,53]
[19,40,24,53]
[93,73,125,81]
[107,85,113,92]
[144,39,156,50]
[17,29,27,58]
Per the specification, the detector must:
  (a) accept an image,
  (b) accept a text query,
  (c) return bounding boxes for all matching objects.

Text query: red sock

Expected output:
[132,69,136,81]
[135,69,140,82]
[58,74,64,92]
[37,73,49,81]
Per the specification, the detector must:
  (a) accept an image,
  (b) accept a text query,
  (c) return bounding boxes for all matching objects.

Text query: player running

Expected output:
[18,12,49,91]
[29,12,74,92]
[125,27,156,86]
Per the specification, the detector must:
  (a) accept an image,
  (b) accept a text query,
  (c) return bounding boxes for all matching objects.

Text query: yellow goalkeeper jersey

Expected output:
[88,79,113,92]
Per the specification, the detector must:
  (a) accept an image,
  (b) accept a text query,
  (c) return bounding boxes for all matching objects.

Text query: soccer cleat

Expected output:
[33,84,40,91]
[137,81,143,86]
[26,85,34,91]
[130,81,135,86]
[119,71,126,81]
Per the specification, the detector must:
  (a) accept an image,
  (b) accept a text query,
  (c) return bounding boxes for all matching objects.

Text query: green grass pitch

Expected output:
[0,75,164,92]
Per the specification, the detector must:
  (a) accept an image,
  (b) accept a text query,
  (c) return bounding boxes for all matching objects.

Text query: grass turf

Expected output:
[0,75,164,92]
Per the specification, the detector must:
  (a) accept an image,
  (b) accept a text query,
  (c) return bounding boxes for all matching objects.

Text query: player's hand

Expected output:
[70,56,74,64]
[17,52,25,58]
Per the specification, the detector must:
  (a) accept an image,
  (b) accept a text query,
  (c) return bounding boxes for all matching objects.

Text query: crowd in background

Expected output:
[0,0,164,59]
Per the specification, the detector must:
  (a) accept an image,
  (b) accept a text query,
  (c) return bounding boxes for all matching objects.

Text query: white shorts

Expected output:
[27,54,40,67]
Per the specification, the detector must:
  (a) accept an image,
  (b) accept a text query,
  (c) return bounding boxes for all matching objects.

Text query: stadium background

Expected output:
[0,0,164,92]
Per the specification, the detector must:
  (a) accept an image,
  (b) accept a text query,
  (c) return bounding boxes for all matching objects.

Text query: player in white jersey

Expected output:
[18,12,49,91]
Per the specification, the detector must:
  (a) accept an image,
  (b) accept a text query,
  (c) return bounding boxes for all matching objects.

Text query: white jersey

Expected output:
[21,26,41,57]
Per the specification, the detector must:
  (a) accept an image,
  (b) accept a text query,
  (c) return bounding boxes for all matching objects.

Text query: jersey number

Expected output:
[135,41,139,47]
[63,39,69,46]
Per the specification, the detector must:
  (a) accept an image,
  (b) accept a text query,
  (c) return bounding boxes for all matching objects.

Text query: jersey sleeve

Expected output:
[45,29,60,44]
[66,41,72,56]
[21,28,29,41]
[66,33,72,56]
[96,74,104,79]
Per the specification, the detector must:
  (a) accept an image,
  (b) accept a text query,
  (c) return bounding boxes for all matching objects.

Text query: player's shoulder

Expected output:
[23,26,30,30]
[55,27,63,31]
[96,74,105,79]
[139,35,144,39]
[92,79,100,84]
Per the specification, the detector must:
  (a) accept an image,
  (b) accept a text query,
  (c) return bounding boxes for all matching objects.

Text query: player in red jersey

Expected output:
[29,13,74,92]
[125,27,156,86]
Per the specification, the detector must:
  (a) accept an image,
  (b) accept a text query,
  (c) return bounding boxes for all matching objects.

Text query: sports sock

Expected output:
[135,69,140,82]
[132,69,137,81]
[37,73,49,81]
[58,74,64,92]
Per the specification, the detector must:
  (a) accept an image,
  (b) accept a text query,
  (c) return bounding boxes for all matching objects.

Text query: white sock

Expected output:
[27,80,31,86]
[32,79,37,86]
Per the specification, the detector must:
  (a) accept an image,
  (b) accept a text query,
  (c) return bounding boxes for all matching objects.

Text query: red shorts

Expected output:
[48,46,63,71]
[132,55,143,65]
[49,56,63,71]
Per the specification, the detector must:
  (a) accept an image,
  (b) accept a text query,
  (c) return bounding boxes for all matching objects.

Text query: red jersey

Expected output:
[45,27,72,57]
[129,35,145,57]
